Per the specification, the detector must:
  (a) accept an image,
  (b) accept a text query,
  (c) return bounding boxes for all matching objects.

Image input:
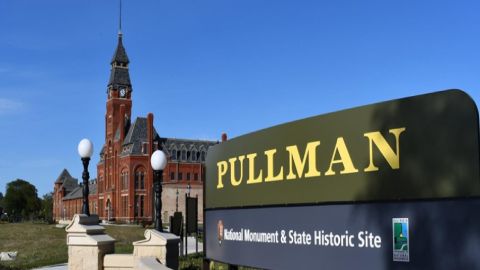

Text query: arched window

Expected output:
[135,195,145,217]
[181,150,187,161]
[121,169,129,190]
[135,167,146,190]
[187,151,191,161]
[98,175,104,193]
[106,199,112,220]
[192,151,197,161]
[201,151,206,161]
[171,150,177,160]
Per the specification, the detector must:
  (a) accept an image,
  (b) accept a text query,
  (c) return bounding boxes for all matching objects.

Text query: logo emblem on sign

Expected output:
[392,217,409,262]
[217,220,224,245]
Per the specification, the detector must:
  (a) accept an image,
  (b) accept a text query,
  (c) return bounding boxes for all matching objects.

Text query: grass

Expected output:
[0,222,146,270]
[104,225,146,254]
[0,223,258,270]
[0,223,68,270]
[180,253,258,270]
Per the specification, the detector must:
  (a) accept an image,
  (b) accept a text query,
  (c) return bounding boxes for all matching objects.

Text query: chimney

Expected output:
[147,113,154,189]
[147,113,154,155]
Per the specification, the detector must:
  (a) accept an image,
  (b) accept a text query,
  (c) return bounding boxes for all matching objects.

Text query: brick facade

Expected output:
[52,169,99,221]
[53,32,215,224]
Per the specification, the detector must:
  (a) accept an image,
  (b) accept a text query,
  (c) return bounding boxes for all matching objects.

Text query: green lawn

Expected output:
[0,222,146,270]
[0,223,68,270]
[0,223,254,270]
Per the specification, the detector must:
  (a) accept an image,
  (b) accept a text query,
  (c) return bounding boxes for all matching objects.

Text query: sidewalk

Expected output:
[180,236,204,256]
[33,264,68,270]
[32,236,202,270]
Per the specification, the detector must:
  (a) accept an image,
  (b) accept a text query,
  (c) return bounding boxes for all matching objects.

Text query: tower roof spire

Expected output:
[111,0,129,65]
[119,0,122,35]
[108,0,131,90]
[110,36,129,65]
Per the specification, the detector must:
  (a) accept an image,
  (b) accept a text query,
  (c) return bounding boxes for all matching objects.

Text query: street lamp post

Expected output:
[176,188,179,212]
[78,138,94,216]
[151,150,167,232]
[187,183,191,197]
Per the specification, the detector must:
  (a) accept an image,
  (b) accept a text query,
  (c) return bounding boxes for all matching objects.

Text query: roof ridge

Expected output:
[161,137,217,143]
[55,168,72,184]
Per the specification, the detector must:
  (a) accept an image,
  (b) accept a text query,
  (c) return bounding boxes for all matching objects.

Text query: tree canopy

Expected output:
[39,192,53,222]
[0,191,4,214]
[4,179,41,220]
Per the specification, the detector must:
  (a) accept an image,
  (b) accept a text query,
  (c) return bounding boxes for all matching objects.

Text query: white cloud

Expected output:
[0,98,25,115]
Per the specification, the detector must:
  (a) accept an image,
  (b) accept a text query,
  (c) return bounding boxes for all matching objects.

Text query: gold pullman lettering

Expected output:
[216,127,406,189]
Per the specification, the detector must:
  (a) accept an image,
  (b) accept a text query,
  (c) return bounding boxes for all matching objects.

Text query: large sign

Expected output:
[206,199,480,269]
[205,90,480,269]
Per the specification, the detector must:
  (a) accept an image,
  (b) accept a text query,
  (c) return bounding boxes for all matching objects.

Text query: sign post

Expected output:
[185,194,198,255]
[169,211,183,256]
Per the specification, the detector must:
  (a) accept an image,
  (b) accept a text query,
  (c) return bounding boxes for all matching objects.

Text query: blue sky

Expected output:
[1,0,479,197]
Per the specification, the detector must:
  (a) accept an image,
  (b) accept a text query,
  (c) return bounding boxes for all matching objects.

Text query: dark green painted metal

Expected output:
[206,90,480,209]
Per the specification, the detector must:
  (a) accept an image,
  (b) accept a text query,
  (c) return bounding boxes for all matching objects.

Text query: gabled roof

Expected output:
[55,169,78,192]
[120,117,216,158]
[55,169,73,184]
[62,186,82,200]
[62,180,97,201]
[160,137,216,163]
[161,138,216,152]
[89,179,97,195]
[121,117,159,156]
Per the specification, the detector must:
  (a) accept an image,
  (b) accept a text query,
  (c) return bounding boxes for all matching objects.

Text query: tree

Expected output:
[0,191,4,214]
[39,192,53,223]
[4,179,41,221]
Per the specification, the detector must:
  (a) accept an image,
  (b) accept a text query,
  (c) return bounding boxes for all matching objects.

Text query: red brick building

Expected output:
[52,169,98,221]
[53,31,215,223]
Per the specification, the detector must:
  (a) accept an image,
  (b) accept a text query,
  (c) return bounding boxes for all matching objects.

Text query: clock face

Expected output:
[120,88,126,97]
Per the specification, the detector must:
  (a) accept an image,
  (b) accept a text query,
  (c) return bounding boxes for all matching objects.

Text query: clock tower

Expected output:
[105,31,132,142]
[98,30,133,211]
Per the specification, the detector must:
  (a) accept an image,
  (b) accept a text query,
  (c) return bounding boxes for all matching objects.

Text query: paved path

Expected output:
[181,236,204,255]
[33,264,67,270]
[33,237,202,270]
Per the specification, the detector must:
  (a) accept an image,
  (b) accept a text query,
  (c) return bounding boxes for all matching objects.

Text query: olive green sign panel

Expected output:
[205,90,480,209]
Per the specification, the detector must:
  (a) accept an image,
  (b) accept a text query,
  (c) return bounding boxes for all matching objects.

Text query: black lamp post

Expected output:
[187,183,191,197]
[176,188,179,212]
[151,150,167,232]
[78,138,94,216]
